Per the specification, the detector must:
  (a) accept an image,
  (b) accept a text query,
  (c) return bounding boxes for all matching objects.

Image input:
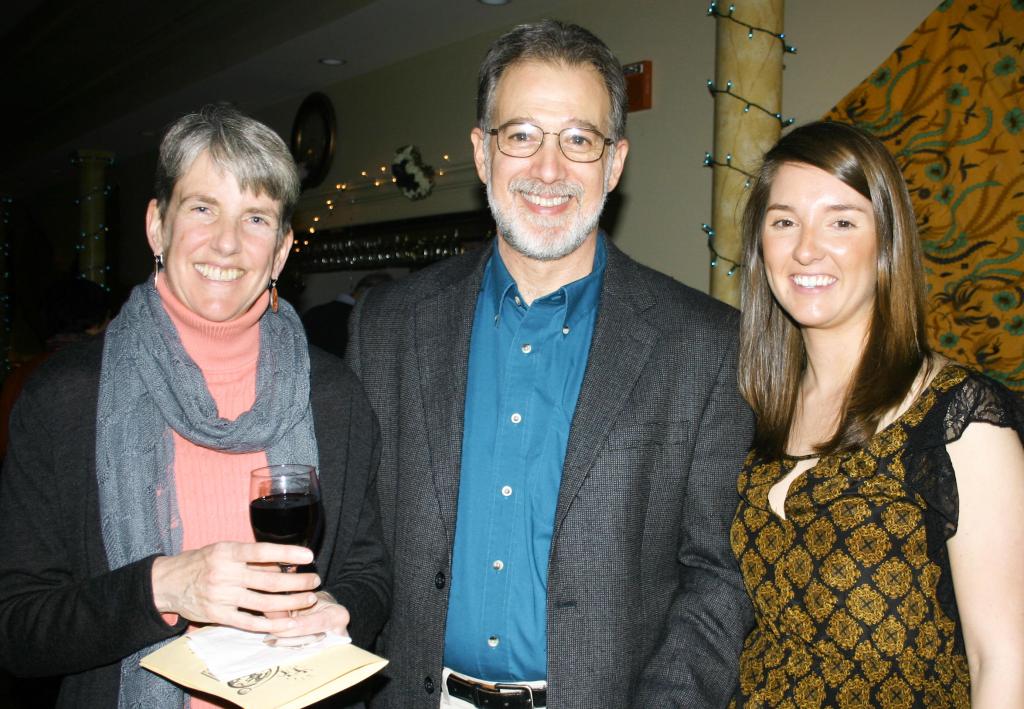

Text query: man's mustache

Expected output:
[506,177,583,200]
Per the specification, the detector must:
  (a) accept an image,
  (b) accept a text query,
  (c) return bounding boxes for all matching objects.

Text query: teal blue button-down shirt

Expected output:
[443,236,606,681]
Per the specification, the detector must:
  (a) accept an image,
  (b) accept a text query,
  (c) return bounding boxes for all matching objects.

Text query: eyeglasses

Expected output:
[488,121,614,163]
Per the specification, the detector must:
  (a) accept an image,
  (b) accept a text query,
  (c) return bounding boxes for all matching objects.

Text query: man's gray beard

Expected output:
[484,143,612,262]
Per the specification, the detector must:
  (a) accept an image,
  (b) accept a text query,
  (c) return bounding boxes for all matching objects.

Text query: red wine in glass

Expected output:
[249,464,325,647]
[250,491,321,551]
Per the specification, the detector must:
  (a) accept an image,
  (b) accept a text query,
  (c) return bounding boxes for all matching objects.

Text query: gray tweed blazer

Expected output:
[347,239,754,708]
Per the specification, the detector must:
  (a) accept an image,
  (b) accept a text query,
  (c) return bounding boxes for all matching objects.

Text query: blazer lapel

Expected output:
[414,246,491,540]
[555,244,659,534]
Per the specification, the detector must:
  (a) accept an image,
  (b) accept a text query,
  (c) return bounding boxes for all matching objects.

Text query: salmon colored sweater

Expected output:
[156,278,269,708]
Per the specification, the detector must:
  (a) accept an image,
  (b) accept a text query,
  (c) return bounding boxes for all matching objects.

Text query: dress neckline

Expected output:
[780,361,960,466]
[764,362,962,520]
[781,451,819,461]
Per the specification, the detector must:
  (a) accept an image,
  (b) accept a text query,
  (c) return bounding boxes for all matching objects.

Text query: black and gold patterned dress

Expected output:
[729,364,1024,707]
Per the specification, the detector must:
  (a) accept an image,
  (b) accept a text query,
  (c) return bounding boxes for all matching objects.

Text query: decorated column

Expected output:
[707,1,789,306]
[75,150,114,286]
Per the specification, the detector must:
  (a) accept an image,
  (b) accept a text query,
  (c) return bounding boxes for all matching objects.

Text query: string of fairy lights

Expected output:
[1,156,116,375]
[70,152,116,291]
[705,79,796,129]
[706,1,797,53]
[291,152,477,253]
[703,150,756,184]
[703,1,796,276]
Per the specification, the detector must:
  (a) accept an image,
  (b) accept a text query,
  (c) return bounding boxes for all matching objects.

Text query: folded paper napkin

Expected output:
[186,627,351,681]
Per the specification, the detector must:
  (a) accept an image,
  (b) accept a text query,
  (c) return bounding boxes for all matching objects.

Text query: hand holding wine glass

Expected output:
[249,463,325,647]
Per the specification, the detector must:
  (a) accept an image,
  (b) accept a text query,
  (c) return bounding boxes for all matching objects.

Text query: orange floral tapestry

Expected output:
[826,0,1024,394]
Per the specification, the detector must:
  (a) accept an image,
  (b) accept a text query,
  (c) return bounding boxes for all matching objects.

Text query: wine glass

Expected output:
[249,464,325,647]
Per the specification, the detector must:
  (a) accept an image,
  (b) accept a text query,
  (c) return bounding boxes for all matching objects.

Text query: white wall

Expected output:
[266,0,939,307]
[783,0,943,124]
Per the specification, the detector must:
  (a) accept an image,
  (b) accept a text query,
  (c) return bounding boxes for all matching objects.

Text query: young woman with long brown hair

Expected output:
[729,121,1024,707]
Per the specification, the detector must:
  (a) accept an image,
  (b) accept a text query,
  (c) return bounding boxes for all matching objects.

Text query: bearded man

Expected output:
[347,20,753,709]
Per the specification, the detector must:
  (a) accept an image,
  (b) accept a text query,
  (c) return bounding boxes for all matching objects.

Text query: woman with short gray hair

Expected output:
[0,104,390,707]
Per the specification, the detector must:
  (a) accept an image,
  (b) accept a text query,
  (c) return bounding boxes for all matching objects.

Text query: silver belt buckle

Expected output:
[494,682,534,707]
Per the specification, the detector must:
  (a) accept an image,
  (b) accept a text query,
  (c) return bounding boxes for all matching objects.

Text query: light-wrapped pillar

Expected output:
[709,1,785,306]
[76,150,114,286]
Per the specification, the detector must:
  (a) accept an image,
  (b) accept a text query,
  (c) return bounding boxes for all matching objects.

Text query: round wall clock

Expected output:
[290,92,336,191]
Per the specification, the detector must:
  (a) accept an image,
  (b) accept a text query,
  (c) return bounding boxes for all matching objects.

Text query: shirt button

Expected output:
[514,295,522,306]
[492,559,504,571]
[521,343,532,354]
[510,412,522,424]
[488,635,500,648]
[562,325,570,335]
[434,571,446,589]
[501,485,512,497]
[424,676,435,694]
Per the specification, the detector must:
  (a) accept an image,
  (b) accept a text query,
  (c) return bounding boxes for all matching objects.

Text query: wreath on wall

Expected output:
[391,145,435,200]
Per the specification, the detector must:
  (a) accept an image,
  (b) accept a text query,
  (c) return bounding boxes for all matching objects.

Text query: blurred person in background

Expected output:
[303,272,393,359]
[0,275,111,460]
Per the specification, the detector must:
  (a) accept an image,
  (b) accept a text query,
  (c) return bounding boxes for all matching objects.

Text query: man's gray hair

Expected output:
[154,103,300,239]
[476,20,627,141]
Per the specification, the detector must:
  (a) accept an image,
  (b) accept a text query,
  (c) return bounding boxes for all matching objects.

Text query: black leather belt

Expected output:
[446,673,547,708]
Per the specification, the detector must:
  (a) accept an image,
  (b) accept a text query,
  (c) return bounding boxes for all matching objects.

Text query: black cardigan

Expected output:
[0,336,390,706]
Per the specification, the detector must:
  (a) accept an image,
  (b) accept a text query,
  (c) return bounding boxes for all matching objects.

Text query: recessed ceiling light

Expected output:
[318,57,346,66]
[478,0,510,5]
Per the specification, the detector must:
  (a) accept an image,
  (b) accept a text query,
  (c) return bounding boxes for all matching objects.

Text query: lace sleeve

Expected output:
[904,369,1024,539]
[941,371,1024,443]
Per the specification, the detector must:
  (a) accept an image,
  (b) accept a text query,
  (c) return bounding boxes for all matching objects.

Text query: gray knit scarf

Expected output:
[96,277,318,708]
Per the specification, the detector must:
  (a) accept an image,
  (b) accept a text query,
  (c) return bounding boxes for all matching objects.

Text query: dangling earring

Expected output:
[154,253,163,284]
[270,277,279,313]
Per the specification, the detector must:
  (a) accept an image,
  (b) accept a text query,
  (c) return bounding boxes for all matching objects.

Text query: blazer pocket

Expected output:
[605,419,690,450]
